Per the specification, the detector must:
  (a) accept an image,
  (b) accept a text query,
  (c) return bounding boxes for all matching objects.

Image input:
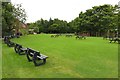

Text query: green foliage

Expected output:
[2,2,15,35]
[29,18,69,33]
[28,4,118,36]
[2,2,27,36]
[20,28,28,35]
[72,4,118,36]
[13,4,26,23]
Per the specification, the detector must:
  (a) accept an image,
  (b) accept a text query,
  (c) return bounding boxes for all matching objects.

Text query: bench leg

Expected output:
[32,53,47,66]
[18,49,26,55]
[33,59,46,66]
[26,54,32,62]
[7,43,15,47]
[14,46,19,53]
[7,43,11,47]
[43,59,46,64]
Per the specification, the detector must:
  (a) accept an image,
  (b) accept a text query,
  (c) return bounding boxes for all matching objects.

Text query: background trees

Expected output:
[2,3,118,37]
[28,4,118,36]
[70,4,118,36]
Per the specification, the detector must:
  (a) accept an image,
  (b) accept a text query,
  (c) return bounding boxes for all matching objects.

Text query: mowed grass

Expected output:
[0,39,2,79]
[2,34,118,78]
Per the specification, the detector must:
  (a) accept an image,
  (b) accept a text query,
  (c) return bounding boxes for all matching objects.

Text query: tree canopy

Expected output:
[28,4,118,36]
[2,3,118,37]
[2,2,27,36]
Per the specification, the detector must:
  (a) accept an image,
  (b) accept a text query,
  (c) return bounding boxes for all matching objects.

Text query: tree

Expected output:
[28,4,118,36]
[2,2,27,36]
[69,4,118,36]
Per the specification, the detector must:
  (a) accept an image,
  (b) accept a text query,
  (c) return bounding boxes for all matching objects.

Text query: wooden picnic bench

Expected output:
[76,35,86,39]
[5,39,15,47]
[65,34,73,37]
[109,37,120,44]
[4,36,10,44]
[26,48,48,66]
[14,44,27,55]
[51,34,60,38]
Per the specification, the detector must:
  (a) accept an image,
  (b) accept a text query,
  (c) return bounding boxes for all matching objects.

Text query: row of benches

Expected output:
[109,37,120,44]
[50,34,86,39]
[102,36,120,44]
[75,35,86,39]
[3,36,48,66]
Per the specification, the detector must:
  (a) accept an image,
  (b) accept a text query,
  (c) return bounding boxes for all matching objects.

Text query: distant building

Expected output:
[14,19,29,35]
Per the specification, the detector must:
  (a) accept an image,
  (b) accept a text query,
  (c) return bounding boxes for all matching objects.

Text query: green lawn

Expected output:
[0,39,2,79]
[2,34,118,78]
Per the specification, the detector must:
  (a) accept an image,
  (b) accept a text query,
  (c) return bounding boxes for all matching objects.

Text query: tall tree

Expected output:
[2,2,27,36]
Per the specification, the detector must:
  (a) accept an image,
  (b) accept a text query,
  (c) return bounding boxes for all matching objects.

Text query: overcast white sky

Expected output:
[11,0,119,23]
